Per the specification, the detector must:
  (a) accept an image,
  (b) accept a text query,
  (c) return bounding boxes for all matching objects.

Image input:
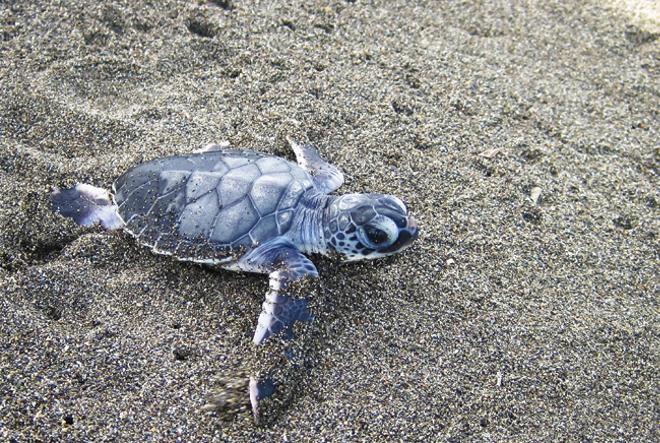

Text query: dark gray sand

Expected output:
[1,1,658,441]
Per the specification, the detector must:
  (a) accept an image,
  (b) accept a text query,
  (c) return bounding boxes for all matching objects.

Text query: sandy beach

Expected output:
[1,1,658,441]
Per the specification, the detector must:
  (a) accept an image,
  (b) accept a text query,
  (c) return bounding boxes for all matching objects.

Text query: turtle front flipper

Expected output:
[288,138,344,194]
[249,246,317,421]
[253,271,315,345]
[52,183,124,230]
[240,240,319,345]
[214,239,318,422]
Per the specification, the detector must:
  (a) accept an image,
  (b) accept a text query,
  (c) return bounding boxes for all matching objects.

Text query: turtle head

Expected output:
[325,193,419,261]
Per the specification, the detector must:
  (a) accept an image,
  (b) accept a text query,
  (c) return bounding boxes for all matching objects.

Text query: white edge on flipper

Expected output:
[286,137,311,168]
[248,377,260,423]
[194,141,231,153]
[253,291,278,345]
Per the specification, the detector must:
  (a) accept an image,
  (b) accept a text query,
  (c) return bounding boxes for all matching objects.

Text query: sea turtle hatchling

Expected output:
[51,139,419,418]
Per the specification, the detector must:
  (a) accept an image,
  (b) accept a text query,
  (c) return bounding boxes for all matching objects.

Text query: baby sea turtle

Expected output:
[52,139,419,419]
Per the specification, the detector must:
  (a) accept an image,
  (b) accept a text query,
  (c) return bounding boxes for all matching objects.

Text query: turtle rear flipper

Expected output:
[52,183,124,230]
[237,238,318,345]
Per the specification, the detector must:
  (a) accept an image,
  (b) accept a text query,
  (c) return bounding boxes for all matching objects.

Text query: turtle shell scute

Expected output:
[113,151,314,261]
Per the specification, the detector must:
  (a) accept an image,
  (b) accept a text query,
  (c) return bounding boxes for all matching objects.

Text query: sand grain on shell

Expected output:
[1,1,658,441]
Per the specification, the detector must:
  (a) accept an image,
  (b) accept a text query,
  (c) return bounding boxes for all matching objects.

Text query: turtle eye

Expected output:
[365,225,389,245]
[357,216,398,249]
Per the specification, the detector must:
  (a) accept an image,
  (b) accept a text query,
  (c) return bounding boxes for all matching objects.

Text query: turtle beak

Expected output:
[381,216,419,254]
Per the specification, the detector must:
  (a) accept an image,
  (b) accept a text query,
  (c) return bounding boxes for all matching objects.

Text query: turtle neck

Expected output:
[287,192,335,255]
